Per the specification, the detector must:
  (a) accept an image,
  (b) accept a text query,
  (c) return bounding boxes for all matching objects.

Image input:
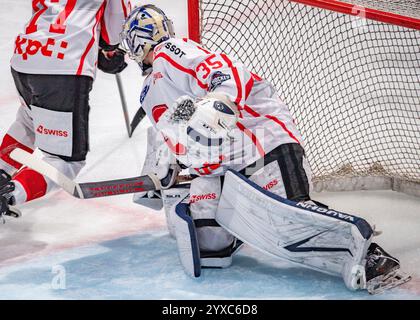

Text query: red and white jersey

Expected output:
[141,38,303,176]
[11,0,131,78]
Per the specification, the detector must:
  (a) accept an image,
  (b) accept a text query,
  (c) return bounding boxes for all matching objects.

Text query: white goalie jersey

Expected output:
[11,0,130,78]
[140,38,303,175]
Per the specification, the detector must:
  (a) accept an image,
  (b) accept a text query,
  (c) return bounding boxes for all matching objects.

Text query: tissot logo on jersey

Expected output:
[189,193,218,204]
[36,125,68,138]
[164,42,186,58]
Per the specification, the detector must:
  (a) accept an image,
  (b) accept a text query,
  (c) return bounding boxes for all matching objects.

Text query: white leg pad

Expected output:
[216,170,373,290]
[162,185,190,238]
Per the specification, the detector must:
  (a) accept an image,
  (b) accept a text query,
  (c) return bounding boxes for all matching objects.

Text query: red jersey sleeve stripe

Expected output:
[236,121,265,157]
[154,52,209,90]
[220,53,243,105]
[265,115,301,144]
[242,105,301,144]
[121,0,128,18]
[77,3,105,75]
[243,104,261,117]
[100,19,111,45]
[245,77,254,100]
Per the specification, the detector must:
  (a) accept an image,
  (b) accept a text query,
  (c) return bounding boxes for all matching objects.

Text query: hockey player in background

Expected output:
[0,1,131,218]
[119,5,411,294]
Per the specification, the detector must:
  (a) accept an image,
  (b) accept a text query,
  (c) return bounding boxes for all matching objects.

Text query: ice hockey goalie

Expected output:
[119,4,411,295]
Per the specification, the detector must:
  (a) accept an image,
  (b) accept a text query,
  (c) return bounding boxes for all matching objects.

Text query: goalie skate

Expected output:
[365,243,411,295]
[367,269,411,295]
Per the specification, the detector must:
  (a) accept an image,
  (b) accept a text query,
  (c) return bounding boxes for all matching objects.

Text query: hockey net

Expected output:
[188,0,420,195]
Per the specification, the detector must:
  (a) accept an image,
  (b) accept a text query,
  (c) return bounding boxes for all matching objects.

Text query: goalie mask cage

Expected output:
[187,0,420,196]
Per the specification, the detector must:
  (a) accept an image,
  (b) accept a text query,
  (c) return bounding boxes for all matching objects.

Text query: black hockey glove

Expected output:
[98,48,128,74]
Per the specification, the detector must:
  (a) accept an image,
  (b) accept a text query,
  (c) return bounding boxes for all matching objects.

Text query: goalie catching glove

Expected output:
[158,93,239,170]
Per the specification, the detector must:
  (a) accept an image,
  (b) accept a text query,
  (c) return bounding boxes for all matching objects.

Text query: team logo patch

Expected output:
[140,85,150,104]
[164,42,187,58]
[209,71,231,91]
[153,72,163,84]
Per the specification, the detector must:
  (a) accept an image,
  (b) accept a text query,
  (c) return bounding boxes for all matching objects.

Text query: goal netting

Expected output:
[189,0,420,195]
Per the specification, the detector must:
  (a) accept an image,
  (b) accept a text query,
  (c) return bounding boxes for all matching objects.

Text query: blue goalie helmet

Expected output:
[120,4,175,74]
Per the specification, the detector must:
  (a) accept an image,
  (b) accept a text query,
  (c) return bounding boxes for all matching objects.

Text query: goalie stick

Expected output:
[116,74,147,137]
[116,73,132,138]
[115,47,147,138]
[10,148,193,199]
[130,106,146,136]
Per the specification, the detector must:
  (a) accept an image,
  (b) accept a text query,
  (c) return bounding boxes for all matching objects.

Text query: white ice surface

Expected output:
[0,0,419,300]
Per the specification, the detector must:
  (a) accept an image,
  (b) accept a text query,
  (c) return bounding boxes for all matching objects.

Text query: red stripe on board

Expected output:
[236,121,265,157]
[154,52,208,89]
[77,3,105,75]
[13,168,47,202]
[265,115,301,144]
[0,134,34,170]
